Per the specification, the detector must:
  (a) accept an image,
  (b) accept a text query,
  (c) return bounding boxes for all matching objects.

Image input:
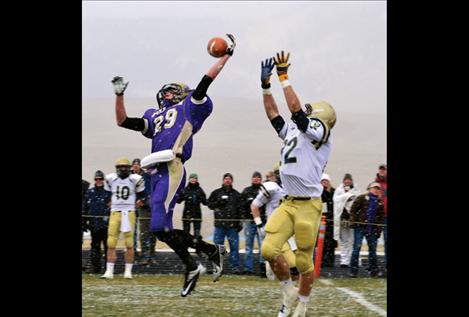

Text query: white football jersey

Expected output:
[278,118,331,198]
[105,173,145,212]
[252,181,286,219]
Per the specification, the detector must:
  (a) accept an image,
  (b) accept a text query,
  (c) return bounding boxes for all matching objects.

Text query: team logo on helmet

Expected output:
[304,101,337,129]
[156,82,191,109]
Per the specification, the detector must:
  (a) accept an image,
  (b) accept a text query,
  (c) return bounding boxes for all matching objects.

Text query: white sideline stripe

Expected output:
[318,280,386,316]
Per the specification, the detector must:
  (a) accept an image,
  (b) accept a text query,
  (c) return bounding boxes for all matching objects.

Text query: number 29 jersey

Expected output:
[277,118,331,198]
[104,173,145,212]
[140,91,213,163]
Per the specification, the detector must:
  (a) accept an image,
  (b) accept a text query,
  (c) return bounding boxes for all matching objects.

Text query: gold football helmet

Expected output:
[305,101,337,130]
[115,157,131,167]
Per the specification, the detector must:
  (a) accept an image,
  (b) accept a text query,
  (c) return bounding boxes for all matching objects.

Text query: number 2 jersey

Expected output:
[140,91,213,162]
[104,173,145,212]
[277,117,331,198]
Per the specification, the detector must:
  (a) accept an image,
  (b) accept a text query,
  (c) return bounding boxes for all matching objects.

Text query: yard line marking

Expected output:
[318,279,386,316]
[318,279,334,286]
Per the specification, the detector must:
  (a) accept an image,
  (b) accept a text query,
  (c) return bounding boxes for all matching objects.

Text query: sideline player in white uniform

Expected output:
[251,168,299,281]
[259,52,337,317]
[101,157,145,279]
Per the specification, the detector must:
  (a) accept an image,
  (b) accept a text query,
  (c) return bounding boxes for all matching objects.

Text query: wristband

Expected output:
[262,88,272,95]
[254,217,263,226]
[281,80,291,88]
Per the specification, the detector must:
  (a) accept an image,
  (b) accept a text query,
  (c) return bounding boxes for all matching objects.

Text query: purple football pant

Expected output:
[149,158,186,232]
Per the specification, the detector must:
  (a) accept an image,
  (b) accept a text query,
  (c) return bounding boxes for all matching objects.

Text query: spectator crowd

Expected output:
[83,160,387,278]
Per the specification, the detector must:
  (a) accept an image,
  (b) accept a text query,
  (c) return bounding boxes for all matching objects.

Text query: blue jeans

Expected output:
[383,217,387,267]
[350,227,378,274]
[243,222,264,272]
[214,226,240,270]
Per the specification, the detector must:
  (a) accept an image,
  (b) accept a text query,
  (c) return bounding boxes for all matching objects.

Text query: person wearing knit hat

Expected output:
[333,173,361,268]
[207,173,243,274]
[83,171,112,273]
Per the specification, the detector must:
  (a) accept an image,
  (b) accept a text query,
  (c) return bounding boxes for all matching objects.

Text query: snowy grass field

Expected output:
[82,274,386,316]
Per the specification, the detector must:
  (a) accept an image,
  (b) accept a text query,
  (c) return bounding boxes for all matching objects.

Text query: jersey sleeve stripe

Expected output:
[141,118,149,135]
[190,96,207,105]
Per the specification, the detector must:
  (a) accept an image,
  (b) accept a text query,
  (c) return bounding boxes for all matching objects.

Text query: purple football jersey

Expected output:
[141,91,213,162]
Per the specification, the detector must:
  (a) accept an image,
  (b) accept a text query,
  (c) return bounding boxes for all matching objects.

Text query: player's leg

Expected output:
[123,211,137,278]
[349,227,365,277]
[261,202,296,317]
[262,202,295,279]
[150,161,195,269]
[291,199,322,317]
[281,241,299,281]
[102,211,121,279]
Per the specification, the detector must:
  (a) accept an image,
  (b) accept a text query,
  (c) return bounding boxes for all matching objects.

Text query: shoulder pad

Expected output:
[259,184,270,199]
[106,173,118,183]
[260,181,280,198]
[130,174,143,182]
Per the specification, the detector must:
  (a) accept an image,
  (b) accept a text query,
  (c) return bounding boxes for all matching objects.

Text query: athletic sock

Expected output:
[106,262,115,274]
[298,295,310,303]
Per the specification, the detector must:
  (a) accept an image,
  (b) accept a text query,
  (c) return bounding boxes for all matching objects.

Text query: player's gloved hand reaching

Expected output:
[111,76,129,96]
[261,58,275,89]
[225,34,236,56]
[273,51,291,82]
[254,217,266,238]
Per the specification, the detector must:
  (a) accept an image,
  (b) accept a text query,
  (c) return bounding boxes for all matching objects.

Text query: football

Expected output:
[207,37,228,58]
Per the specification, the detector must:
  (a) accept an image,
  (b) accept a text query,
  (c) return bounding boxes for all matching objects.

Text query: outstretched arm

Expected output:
[273,51,302,114]
[111,76,145,131]
[273,51,312,133]
[260,57,286,136]
[192,34,236,101]
[260,58,280,120]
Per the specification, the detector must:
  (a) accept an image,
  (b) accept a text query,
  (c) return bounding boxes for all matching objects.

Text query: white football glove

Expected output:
[111,76,129,96]
[257,225,266,239]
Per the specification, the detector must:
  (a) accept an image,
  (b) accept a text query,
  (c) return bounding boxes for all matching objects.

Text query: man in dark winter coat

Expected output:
[177,173,207,241]
[82,170,112,273]
[207,173,243,273]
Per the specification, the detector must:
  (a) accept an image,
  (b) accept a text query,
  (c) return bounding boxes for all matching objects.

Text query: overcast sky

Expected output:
[83,1,386,115]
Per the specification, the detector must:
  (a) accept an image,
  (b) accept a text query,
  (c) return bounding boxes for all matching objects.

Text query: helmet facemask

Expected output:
[116,165,131,179]
[156,83,190,109]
